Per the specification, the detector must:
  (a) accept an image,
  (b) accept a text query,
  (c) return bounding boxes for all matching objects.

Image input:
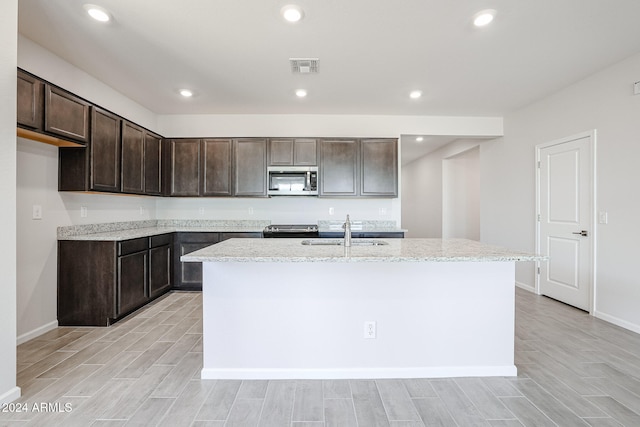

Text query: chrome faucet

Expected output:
[343,214,352,247]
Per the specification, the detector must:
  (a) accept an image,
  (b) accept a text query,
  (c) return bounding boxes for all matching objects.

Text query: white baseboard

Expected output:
[593,310,640,335]
[16,320,59,345]
[515,281,536,293]
[201,365,518,380]
[0,386,21,404]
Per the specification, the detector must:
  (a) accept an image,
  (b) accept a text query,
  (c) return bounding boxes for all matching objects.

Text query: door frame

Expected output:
[535,130,597,314]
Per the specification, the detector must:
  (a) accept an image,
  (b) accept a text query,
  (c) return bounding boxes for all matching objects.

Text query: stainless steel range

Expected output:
[263,224,319,238]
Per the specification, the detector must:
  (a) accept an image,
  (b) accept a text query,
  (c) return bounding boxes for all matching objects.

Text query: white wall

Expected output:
[15,37,163,343]
[0,0,19,404]
[442,146,480,240]
[402,139,485,238]
[16,139,157,343]
[18,36,157,132]
[156,197,399,225]
[482,52,640,332]
[158,114,503,139]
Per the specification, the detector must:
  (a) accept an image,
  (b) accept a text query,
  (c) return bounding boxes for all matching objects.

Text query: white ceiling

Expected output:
[17,0,640,118]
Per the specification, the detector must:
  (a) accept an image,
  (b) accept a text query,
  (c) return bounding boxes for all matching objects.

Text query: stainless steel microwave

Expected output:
[267,166,318,196]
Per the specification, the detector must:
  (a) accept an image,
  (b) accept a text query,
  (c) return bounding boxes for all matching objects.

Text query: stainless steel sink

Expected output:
[301,239,389,246]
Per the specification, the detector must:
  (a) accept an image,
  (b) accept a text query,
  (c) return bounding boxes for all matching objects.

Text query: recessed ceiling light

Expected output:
[179,89,194,98]
[473,9,496,27]
[409,90,422,99]
[281,5,304,22]
[83,4,111,23]
[416,137,424,142]
[295,89,307,98]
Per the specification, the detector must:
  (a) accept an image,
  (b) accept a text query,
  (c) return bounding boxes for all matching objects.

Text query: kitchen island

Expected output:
[182,238,542,380]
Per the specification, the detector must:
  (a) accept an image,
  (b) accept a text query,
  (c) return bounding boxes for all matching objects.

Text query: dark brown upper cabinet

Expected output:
[269,138,317,166]
[58,107,122,192]
[234,138,267,197]
[90,108,122,192]
[202,139,233,196]
[17,69,44,131]
[119,122,163,195]
[168,139,201,196]
[121,121,145,194]
[44,84,91,144]
[144,132,163,196]
[319,139,359,197]
[360,138,398,197]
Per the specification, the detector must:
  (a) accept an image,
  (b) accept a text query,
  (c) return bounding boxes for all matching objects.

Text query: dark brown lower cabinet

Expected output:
[149,234,173,298]
[117,240,148,317]
[173,232,262,290]
[58,233,173,326]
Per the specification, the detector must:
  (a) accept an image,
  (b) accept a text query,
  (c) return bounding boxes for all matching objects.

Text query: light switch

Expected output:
[32,205,42,220]
[598,211,608,224]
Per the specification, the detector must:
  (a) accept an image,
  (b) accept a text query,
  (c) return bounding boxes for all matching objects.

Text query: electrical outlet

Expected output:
[199,207,205,215]
[80,206,88,218]
[364,321,377,339]
[329,207,334,215]
[378,207,387,216]
[139,206,145,216]
[248,207,254,215]
[32,205,42,220]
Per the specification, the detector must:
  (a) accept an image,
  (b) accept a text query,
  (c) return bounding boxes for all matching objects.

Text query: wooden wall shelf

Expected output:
[17,127,84,148]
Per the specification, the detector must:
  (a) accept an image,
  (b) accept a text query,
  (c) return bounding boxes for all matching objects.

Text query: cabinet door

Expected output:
[202,139,233,196]
[269,139,294,165]
[90,108,121,192]
[173,233,220,290]
[117,250,148,316]
[361,138,398,197]
[44,85,91,144]
[17,70,43,130]
[269,138,317,166]
[149,244,172,298]
[234,138,267,196]
[294,138,317,165]
[58,241,117,326]
[169,139,201,196]
[144,132,163,195]
[319,139,359,196]
[122,122,145,194]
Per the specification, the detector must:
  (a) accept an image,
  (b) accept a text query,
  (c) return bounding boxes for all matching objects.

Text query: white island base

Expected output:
[201,260,517,380]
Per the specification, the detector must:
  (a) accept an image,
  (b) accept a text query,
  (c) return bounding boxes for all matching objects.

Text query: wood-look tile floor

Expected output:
[3,288,640,426]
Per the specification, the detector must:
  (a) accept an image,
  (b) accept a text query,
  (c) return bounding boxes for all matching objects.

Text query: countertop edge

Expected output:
[181,255,544,263]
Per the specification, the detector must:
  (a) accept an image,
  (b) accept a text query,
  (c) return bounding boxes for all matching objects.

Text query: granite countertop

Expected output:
[57,219,406,241]
[181,238,544,263]
[317,220,406,233]
[57,220,270,241]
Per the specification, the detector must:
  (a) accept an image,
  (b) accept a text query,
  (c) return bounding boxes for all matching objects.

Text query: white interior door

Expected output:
[537,133,594,311]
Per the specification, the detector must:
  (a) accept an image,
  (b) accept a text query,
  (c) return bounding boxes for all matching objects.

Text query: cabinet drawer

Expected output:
[118,237,148,256]
[150,233,173,248]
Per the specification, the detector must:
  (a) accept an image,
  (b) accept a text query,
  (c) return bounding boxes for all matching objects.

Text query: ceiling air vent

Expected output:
[290,58,319,74]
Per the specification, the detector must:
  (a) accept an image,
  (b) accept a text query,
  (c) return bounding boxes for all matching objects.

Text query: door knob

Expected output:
[572,230,588,237]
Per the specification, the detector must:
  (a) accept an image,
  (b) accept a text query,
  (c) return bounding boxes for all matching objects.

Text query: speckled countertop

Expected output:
[317,220,406,233]
[181,238,544,263]
[57,220,270,241]
[57,219,405,241]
